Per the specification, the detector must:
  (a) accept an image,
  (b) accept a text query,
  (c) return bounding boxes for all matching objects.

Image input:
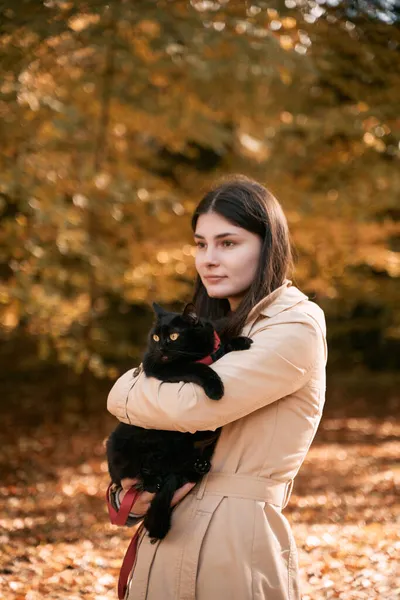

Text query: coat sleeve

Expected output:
[107,315,322,433]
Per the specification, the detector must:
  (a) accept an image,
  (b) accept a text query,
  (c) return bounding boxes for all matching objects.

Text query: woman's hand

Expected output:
[120,477,196,516]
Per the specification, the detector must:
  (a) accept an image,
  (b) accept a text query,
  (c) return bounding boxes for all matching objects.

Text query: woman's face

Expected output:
[194,212,263,312]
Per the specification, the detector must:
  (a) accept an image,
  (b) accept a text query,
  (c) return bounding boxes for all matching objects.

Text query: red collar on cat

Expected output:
[196,331,222,365]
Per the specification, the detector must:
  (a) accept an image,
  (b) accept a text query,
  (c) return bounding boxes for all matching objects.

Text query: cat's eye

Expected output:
[169,333,179,341]
[153,334,160,342]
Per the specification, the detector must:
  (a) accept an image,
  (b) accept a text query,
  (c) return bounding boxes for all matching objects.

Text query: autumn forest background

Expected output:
[0,1,399,599]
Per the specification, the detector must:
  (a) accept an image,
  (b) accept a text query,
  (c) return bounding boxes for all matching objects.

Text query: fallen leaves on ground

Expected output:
[289,417,399,599]
[0,413,398,599]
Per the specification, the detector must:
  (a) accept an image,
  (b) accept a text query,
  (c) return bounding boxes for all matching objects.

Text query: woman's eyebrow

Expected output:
[193,232,239,239]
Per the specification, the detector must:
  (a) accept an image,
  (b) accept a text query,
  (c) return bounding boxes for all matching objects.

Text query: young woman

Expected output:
[107,174,328,600]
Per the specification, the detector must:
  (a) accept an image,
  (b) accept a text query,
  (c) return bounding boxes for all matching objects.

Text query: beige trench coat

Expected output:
[107,279,328,600]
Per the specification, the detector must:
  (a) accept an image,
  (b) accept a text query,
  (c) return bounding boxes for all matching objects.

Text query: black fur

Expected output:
[106,301,253,540]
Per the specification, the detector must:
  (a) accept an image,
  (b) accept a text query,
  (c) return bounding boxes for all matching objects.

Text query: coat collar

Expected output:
[244,279,308,325]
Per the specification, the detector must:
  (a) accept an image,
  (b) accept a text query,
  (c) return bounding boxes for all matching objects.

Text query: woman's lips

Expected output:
[204,276,226,282]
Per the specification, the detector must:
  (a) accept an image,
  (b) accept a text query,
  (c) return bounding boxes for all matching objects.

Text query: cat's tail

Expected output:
[144,474,181,540]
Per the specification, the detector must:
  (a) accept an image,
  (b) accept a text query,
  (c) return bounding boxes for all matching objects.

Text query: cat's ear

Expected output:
[152,302,168,317]
[182,302,199,324]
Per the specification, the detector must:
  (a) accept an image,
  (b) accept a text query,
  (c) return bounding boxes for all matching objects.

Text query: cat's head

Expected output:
[148,302,215,364]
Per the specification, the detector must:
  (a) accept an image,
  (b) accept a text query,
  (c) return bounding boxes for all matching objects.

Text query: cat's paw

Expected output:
[228,336,253,351]
[193,457,211,474]
[203,377,224,400]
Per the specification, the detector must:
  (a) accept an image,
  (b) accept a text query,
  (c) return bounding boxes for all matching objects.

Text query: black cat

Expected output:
[106,301,253,540]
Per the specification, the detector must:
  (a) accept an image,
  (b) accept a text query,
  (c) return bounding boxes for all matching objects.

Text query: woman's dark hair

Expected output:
[190,174,295,339]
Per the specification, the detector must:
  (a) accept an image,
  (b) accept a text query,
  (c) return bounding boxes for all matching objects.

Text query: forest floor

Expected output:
[0,380,398,600]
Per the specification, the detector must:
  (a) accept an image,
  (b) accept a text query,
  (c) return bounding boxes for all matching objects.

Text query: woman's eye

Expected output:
[153,334,160,342]
[195,241,235,248]
[170,333,179,341]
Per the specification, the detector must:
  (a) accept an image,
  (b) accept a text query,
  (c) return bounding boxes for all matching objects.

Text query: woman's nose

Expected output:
[204,246,219,264]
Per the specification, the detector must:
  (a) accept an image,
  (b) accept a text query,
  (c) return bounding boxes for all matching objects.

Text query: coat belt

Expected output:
[195,472,294,510]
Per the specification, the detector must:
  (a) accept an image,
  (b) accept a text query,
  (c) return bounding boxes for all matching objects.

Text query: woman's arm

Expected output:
[107,314,324,433]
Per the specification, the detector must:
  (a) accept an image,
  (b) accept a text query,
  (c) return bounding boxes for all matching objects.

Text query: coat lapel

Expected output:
[243,279,309,335]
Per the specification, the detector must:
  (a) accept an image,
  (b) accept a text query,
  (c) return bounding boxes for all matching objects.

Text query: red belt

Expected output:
[106,483,145,599]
